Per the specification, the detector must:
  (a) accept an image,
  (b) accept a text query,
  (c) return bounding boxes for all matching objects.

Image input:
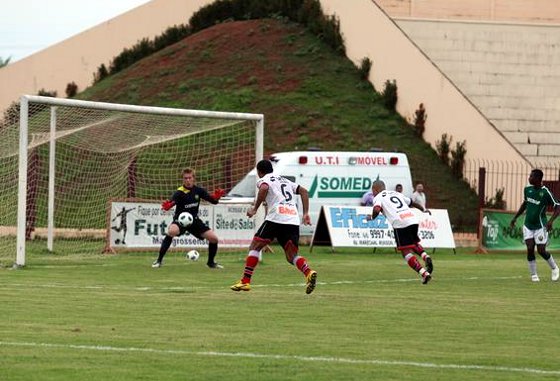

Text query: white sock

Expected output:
[528,260,537,276]
[547,255,558,270]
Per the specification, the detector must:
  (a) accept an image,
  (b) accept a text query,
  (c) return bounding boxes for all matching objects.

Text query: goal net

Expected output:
[0,95,263,267]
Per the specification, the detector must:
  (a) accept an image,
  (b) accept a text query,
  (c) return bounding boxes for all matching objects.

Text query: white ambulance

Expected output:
[224,151,414,236]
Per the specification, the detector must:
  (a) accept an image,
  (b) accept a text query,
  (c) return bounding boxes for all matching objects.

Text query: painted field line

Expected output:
[1,340,559,376]
[255,275,523,289]
[0,275,523,292]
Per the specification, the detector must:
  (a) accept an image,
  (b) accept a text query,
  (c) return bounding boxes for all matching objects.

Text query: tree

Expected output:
[0,56,11,68]
[413,103,427,137]
[66,82,79,98]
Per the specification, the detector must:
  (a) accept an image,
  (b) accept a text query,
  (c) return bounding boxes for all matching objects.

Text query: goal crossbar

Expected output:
[22,95,264,121]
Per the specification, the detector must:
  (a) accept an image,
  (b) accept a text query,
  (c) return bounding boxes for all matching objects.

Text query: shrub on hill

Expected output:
[94,0,344,83]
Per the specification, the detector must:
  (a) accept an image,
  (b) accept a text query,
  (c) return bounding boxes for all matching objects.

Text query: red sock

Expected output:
[295,256,310,276]
[242,254,260,283]
[404,253,423,273]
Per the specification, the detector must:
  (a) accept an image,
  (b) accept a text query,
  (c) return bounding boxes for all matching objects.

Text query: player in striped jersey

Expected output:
[231,159,317,294]
[368,180,433,284]
[510,169,560,282]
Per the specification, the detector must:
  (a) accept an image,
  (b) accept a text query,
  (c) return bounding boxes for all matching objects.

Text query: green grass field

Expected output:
[1,245,559,381]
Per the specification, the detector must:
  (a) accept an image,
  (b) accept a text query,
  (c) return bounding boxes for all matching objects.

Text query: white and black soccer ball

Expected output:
[186,249,200,261]
[177,211,194,227]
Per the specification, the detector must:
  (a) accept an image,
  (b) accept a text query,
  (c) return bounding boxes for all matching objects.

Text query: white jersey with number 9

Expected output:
[257,173,300,225]
[372,190,418,229]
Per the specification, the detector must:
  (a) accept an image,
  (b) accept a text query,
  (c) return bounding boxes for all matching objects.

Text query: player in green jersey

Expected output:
[510,169,560,282]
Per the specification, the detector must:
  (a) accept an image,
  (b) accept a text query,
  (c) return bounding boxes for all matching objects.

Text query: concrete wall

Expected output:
[397,19,560,165]
[0,0,213,111]
[376,0,560,24]
[319,0,532,206]
[320,0,523,161]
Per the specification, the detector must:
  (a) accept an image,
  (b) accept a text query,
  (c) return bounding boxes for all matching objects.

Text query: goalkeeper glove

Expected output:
[211,188,226,201]
[161,200,175,211]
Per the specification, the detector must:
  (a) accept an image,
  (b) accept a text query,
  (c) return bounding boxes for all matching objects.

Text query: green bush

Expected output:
[93,64,109,84]
[298,0,344,54]
[1,101,19,126]
[382,79,397,111]
[65,82,78,98]
[96,0,344,83]
[93,24,191,84]
[109,38,153,73]
[37,89,57,98]
[1,89,56,127]
[436,133,451,166]
[413,103,426,138]
[357,57,372,81]
[0,56,10,68]
[190,0,344,56]
[484,188,506,210]
[153,24,191,51]
[450,139,467,179]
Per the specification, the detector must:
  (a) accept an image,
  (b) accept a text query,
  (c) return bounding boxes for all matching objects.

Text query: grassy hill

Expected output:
[79,18,479,231]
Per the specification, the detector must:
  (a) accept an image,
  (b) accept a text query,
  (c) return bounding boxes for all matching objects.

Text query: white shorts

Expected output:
[523,226,548,245]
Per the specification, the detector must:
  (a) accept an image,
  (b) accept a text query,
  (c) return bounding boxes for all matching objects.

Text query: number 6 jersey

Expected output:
[257,173,301,225]
[372,190,418,228]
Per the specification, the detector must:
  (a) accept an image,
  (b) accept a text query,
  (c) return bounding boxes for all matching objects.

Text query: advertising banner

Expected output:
[107,200,262,250]
[481,209,560,251]
[310,206,455,250]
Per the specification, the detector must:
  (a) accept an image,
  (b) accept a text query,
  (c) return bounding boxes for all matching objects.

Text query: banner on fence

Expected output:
[107,200,262,250]
[480,209,560,251]
[310,206,455,250]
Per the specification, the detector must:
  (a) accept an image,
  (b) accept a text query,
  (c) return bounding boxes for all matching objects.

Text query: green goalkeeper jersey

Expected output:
[522,185,559,230]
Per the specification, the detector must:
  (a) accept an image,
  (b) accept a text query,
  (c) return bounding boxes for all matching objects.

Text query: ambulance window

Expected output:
[228,173,256,197]
[282,175,296,182]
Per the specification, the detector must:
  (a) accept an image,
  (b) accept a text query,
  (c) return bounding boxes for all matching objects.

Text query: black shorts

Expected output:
[254,220,300,249]
[173,217,210,240]
[394,224,420,249]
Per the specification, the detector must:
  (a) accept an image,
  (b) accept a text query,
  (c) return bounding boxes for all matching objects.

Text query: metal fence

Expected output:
[463,159,560,211]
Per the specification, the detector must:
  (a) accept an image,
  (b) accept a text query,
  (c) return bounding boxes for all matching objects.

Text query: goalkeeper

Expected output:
[152,167,226,269]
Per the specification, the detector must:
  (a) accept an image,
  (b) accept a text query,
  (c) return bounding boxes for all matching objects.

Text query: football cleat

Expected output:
[552,267,559,282]
[421,272,432,285]
[305,270,318,294]
[207,262,224,269]
[425,256,433,274]
[531,274,540,282]
[230,281,251,292]
[151,261,162,268]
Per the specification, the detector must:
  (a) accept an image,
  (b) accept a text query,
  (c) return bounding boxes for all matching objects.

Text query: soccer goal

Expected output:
[1,95,263,267]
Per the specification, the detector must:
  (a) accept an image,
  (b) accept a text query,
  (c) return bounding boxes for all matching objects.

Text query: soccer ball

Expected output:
[177,211,194,227]
[186,249,200,261]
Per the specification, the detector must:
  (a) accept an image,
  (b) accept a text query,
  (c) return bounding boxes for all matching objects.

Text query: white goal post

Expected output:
[6,95,263,267]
